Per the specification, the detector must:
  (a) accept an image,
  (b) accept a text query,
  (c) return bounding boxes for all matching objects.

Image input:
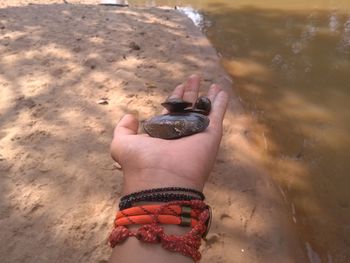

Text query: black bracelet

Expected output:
[120,187,205,202]
[119,192,202,210]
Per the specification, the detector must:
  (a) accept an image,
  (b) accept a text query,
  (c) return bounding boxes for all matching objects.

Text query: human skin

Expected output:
[109,74,229,262]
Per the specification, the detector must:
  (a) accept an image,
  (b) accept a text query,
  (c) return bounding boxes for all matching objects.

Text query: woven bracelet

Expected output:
[119,192,202,210]
[120,187,205,202]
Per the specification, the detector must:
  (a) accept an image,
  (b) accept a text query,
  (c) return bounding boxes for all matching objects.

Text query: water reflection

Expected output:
[131,1,350,261]
[204,6,350,262]
[329,14,339,32]
[338,17,350,54]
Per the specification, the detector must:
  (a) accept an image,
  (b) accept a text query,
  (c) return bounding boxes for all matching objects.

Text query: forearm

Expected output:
[121,168,205,195]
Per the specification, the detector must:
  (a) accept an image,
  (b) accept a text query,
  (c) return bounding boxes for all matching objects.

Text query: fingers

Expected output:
[162,83,185,114]
[162,75,229,129]
[182,74,201,104]
[208,84,229,129]
[111,114,138,164]
[207,83,222,102]
[114,114,139,137]
[168,83,185,99]
[162,74,200,114]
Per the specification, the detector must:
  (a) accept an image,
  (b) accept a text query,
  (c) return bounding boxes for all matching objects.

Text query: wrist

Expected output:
[122,168,204,195]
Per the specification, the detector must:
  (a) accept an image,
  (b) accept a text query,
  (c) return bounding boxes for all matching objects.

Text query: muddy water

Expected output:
[132,1,350,262]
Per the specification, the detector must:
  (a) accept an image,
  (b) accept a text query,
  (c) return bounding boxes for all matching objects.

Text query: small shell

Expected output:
[143,113,210,139]
[194,96,211,115]
[161,98,192,113]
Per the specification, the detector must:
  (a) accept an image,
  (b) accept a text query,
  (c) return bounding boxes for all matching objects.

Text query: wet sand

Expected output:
[0,1,305,262]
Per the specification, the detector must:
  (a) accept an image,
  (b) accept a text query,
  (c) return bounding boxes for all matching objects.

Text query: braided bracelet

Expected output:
[119,192,201,210]
[115,215,200,227]
[116,204,202,219]
[120,187,205,202]
[109,200,211,262]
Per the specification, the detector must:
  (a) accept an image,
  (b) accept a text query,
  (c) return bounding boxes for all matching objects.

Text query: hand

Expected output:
[110,75,229,194]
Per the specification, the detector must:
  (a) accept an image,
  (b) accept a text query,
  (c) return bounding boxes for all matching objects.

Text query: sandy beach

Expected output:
[0,1,306,262]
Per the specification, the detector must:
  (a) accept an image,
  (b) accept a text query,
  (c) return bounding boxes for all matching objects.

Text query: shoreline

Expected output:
[0,2,305,262]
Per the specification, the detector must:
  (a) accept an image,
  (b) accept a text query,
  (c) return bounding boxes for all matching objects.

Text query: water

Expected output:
[131,1,350,261]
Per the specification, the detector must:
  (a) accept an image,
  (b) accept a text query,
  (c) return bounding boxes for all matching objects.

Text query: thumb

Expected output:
[114,114,139,137]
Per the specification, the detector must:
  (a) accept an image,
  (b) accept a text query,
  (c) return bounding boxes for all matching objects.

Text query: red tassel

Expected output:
[136,224,164,243]
[108,226,130,247]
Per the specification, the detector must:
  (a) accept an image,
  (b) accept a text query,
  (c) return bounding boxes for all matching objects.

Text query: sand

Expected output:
[0,1,306,262]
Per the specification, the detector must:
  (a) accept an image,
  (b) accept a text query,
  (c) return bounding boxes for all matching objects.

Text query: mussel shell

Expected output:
[143,112,210,139]
[161,98,192,113]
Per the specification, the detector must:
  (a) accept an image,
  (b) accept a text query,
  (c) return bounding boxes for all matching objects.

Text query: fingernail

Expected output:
[189,74,200,80]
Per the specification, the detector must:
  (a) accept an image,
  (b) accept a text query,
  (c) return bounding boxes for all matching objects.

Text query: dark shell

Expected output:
[194,96,211,115]
[143,113,210,139]
[161,98,192,113]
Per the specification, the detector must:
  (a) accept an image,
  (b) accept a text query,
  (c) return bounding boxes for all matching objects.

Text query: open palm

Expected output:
[110,75,229,194]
